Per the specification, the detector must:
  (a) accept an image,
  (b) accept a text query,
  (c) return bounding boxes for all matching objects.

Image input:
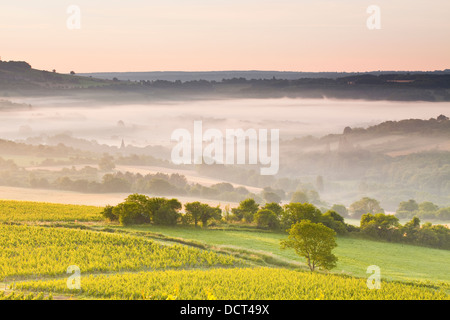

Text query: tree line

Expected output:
[102,195,450,250]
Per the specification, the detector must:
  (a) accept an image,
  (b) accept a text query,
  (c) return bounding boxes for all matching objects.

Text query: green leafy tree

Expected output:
[401,216,421,242]
[101,205,117,221]
[281,202,322,229]
[281,221,338,272]
[254,209,279,229]
[262,202,283,217]
[185,201,222,227]
[418,224,450,249]
[320,210,347,235]
[109,194,155,225]
[415,223,440,247]
[123,194,152,222]
[152,198,182,226]
[231,198,259,222]
[113,201,146,226]
[360,213,401,241]
[323,210,344,223]
[184,201,202,227]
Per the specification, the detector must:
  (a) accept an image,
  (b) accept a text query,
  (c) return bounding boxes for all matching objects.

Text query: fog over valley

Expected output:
[1,95,449,213]
[3,97,450,147]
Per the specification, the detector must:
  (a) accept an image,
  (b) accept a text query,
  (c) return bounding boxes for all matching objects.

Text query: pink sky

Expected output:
[1,0,449,73]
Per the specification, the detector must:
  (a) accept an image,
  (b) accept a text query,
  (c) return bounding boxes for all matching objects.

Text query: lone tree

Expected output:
[281,220,338,272]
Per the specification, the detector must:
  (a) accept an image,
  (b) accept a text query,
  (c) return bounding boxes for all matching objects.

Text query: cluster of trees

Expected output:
[53,171,325,205]
[0,139,89,159]
[225,199,350,235]
[103,194,182,226]
[102,194,347,236]
[342,114,449,136]
[102,194,222,227]
[0,157,21,187]
[327,197,449,222]
[0,60,32,71]
[396,199,450,220]
[52,171,252,201]
[360,213,450,249]
[281,137,450,209]
[196,163,303,194]
[101,73,450,102]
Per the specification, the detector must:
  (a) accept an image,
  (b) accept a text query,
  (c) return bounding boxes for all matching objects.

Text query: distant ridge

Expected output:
[79,70,450,82]
[2,60,450,101]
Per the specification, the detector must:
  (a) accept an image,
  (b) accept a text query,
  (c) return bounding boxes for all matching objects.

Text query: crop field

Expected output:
[17,268,448,300]
[0,200,103,222]
[0,224,239,280]
[0,291,52,300]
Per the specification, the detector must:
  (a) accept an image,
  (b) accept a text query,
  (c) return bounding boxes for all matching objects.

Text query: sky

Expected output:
[1,0,449,73]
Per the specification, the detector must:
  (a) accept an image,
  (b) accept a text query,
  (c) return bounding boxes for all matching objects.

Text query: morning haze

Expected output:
[0,0,449,303]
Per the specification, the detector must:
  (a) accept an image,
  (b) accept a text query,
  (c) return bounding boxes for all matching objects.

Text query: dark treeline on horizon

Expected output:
[1,60,450,101]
